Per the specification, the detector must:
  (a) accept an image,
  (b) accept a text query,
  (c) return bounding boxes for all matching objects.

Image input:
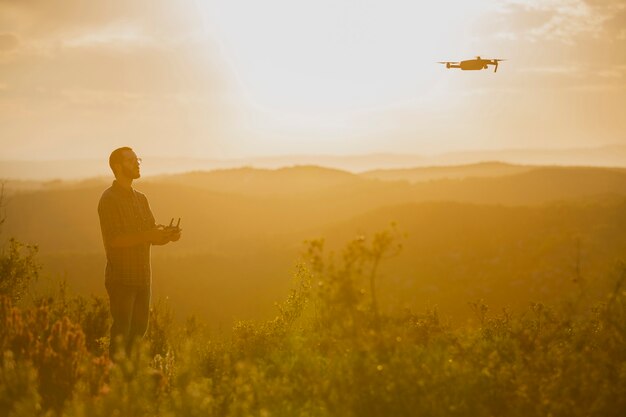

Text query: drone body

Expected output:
[438,56,505,72]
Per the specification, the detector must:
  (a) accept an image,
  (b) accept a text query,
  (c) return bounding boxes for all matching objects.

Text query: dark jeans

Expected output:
[105,281,151,358]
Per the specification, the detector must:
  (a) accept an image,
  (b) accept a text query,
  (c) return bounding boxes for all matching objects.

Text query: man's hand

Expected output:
[147,228,172,245]
[149,225,182,245]
[167,230,182,242]
[161,218,182,243]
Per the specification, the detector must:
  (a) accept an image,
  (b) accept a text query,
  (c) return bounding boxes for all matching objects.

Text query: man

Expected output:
[98,147,181,358]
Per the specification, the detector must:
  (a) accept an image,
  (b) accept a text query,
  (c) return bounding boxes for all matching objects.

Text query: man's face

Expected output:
[118,150,141,180]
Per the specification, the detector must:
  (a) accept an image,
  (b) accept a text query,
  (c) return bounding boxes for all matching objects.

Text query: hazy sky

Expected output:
[0,0,624,160]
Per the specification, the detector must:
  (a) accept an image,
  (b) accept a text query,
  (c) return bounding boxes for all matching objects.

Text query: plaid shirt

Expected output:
[98,180,156,287]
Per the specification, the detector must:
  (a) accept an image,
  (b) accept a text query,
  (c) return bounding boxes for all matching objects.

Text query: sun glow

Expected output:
[2,0,624,160]
[200,1,496,136]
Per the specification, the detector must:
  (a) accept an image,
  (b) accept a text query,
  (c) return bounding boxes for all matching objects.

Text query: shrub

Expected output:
[0,238,40,303]
[1,229,625,417]
[0,351,41,417]
[0,189,40,304]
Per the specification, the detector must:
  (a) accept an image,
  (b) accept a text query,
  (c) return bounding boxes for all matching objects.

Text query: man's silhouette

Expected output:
[98,147,181,358]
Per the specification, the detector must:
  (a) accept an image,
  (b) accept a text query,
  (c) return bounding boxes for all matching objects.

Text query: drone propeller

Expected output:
[491,59,506,72]
[437,61,457,69]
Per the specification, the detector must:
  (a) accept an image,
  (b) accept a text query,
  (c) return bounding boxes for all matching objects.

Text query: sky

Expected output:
[0,0,624,160]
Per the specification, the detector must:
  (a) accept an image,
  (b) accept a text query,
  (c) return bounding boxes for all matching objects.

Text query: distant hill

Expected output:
[151,164,626,208]
[403,166,626,205]
[5,164,626,253]
[360,162,526,182]
[150,165,362,196]
[4,163,626,325]
[361,162,535,182]
[436,144,626,167]
[3,144,626,180]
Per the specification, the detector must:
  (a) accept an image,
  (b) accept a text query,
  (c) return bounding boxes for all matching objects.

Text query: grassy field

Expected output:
[2,165,626,415]
[1,228,625,417]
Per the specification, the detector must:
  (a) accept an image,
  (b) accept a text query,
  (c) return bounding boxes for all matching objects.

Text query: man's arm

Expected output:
[98,195,170,248]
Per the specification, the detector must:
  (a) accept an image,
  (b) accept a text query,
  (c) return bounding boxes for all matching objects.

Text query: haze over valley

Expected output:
[4,161,626,326]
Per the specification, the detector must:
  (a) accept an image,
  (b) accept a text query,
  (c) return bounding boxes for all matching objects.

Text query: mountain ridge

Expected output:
[3,144,626,180]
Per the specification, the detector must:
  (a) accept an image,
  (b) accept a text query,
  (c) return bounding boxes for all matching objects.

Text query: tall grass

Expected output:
[1,228,625,416]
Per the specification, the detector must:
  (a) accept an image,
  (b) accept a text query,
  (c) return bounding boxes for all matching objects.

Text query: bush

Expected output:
[0,238,40,303]
[0,189,40,304]
[0,297,89,414]
[0,229,625,416]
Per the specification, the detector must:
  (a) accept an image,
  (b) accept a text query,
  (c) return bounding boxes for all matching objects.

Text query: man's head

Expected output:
[109,147,141,180]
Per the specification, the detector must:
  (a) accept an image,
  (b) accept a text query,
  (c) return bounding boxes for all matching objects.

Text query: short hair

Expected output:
[109,147,133,174]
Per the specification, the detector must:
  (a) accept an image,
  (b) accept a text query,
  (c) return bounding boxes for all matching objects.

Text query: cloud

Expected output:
[0,39,226,101]
[518,62,626,76]
[0,0,238,159]
[0,0,212,64]
[0,33,19,52]
[510,1,601,43]
[0,0,226,99]
[604,8,626,39]
[597,65,626,77]
[566,82,626,92]
[0,0,204,39]
[487,0,626,43]
[518,65,586,75]
[475,0,626,87]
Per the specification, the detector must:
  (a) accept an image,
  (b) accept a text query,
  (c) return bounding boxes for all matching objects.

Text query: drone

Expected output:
[438,56,506,73]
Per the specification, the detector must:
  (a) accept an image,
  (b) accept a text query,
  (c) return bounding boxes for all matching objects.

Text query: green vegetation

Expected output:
[1,227,625,417]
[2,166,626,415]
